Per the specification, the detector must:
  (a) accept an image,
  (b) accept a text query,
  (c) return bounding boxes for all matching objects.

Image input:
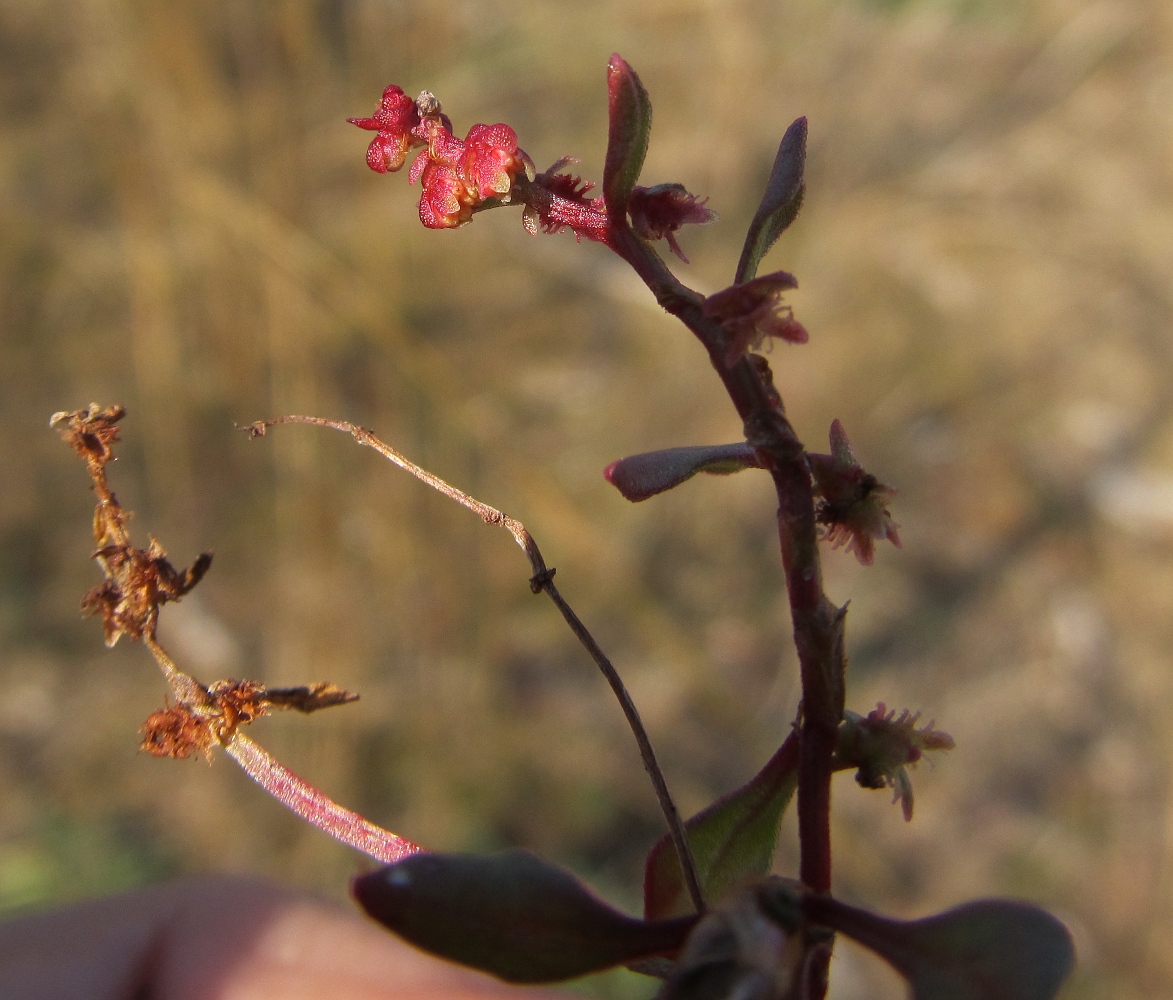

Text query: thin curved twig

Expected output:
[244,414,708,914]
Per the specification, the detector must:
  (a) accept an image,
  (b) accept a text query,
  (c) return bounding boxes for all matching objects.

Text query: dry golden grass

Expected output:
[2,0,1172,996]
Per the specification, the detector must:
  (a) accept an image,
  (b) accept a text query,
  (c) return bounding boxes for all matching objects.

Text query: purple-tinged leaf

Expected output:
[354,849,697,983]
[604,54,653,218]
[605,443,761,503]
[735,117,807,285]
[645,733,799,920]
[805,895,1075,1000]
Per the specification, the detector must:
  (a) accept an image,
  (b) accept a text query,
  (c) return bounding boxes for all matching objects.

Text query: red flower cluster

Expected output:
[350,87,530,229]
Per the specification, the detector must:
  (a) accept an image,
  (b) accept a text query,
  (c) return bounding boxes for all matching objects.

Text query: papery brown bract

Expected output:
[82,539,211,647]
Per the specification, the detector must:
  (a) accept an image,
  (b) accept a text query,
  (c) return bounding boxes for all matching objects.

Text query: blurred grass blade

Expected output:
[805,896,1075,1000]
[735,117,807,285]
[644,733,799,920]
[604,54,653,218]
[604,442,761,502]
[354,849,697,983]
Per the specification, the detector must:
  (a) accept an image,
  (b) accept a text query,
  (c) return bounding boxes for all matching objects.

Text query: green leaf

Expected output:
[805,896,1075,1000]
[735,117,807,285]
[644,733,799,921]
[604,443,761,503]
[353,849,696,983]
[603,53,653,217]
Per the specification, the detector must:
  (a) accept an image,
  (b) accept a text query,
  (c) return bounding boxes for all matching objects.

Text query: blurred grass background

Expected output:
[1,0,1172,995]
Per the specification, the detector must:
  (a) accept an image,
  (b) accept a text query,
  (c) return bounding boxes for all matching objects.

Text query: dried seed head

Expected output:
[415,90,442,116]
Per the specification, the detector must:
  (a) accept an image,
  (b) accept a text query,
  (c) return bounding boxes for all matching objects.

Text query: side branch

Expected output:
[245,415,707,914]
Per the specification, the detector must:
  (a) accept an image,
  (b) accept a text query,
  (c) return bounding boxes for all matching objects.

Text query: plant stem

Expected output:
[608,224,846,995]
[540,577,707,914]
[226,733,422,864]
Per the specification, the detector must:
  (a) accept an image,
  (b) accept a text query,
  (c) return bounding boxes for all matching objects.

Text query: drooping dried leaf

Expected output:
[735,118,807,285]
[354,849,697,983]
[644,734,799,921]
[805,896,1075,1000]
[604,443,761,503]
[603,54,653,217]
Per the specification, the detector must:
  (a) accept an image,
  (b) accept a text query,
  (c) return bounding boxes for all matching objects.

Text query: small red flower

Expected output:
[348,85,421,173]
[628,183,718,263]
[404,116,476,229]
[807,419,900,566]
[417,160,477,229]
[412,114,466,168]
[462,123,527,201]
[701,271,808,366]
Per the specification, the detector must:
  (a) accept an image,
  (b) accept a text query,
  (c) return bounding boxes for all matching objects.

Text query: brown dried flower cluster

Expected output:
[82,540,211,647]
[56,404,359,768]
[52,405,212,645]
[141,680,359,760]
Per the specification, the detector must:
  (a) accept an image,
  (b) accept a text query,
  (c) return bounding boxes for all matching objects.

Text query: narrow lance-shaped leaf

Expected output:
[645,732,799,920]
[354,849,697,984]
[604,54,653,218]
[605,442,762,503]
[804,895,1075,1000]
[735,117,807,285]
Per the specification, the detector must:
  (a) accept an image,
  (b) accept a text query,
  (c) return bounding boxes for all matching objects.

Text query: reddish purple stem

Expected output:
[607,220,844,999]
[226,733,422,864]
